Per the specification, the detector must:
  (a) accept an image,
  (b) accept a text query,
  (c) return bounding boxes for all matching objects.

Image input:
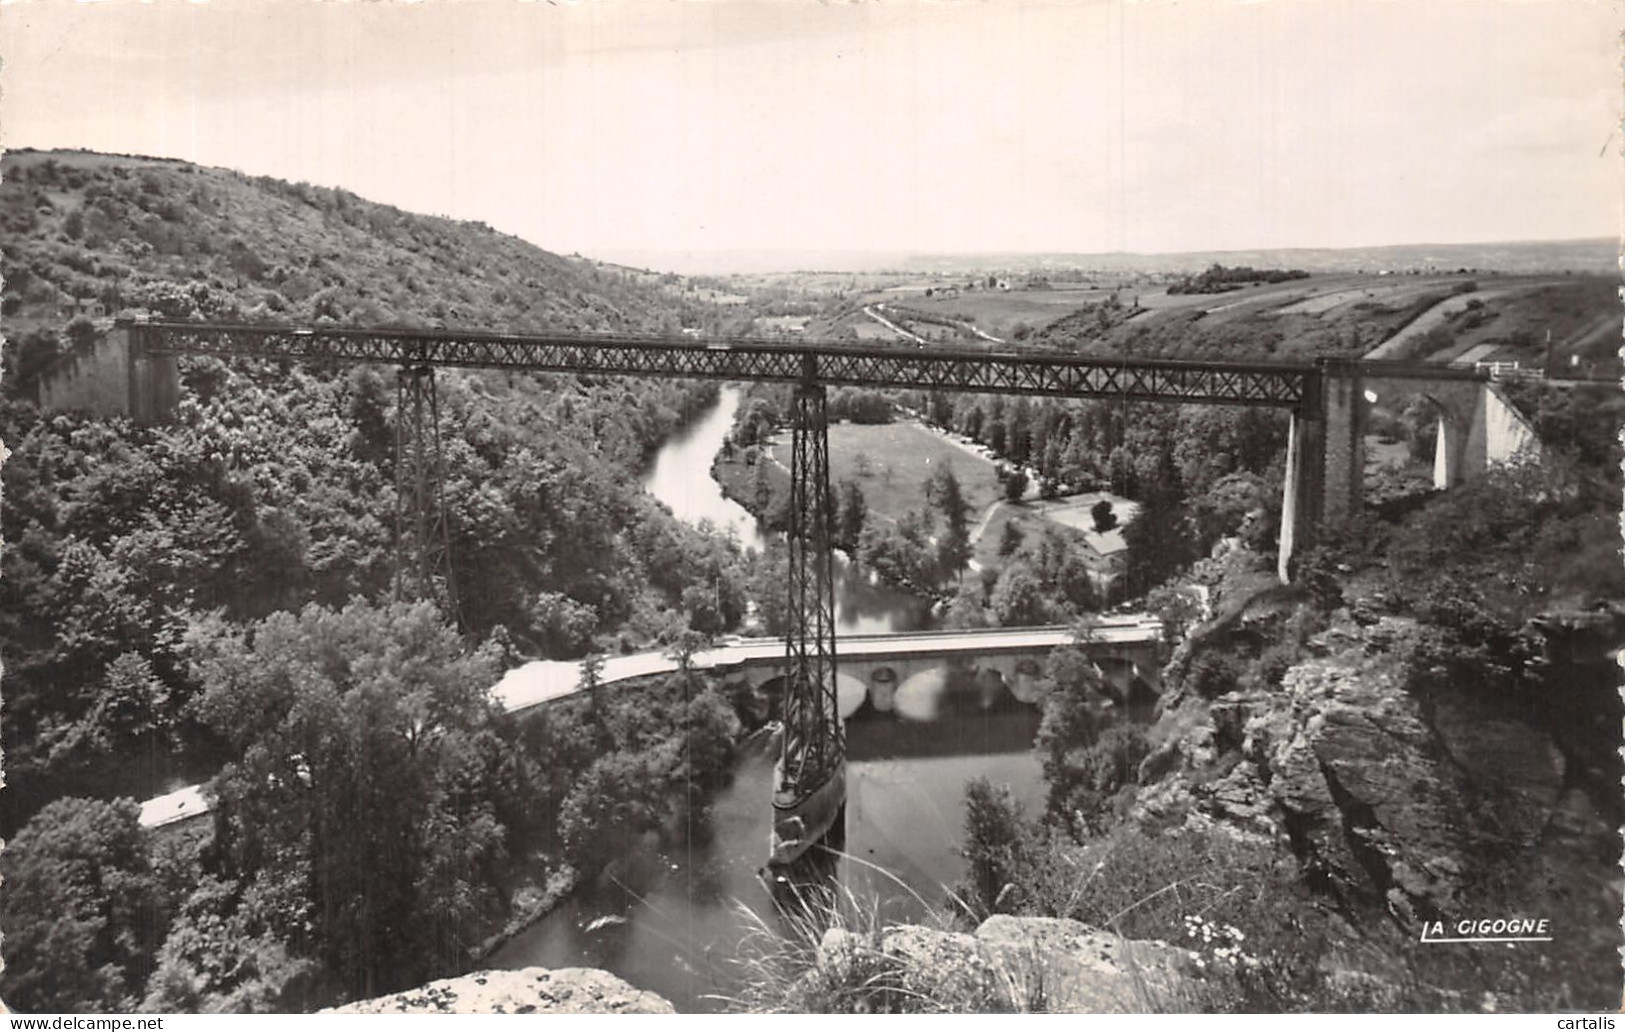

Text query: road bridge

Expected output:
[493,618,1163,716]
[52,319,1517,866]
[139,619,1159,832]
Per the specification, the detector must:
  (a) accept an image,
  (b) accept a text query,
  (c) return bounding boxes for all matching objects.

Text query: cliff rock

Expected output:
[817,916,1203,1012]
[1136,610,1571,923]
[327,967,676,1015]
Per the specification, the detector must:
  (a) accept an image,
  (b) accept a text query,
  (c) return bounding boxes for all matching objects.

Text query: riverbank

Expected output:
[711,416,1132,608]
[712,419,1004,531]
[470,667,770,988]
[474,866,581,964]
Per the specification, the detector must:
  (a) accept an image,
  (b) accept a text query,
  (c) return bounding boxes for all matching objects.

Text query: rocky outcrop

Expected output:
[327,967,675,1014]
[1135,608,1575,924]
[817,915,1204,1012]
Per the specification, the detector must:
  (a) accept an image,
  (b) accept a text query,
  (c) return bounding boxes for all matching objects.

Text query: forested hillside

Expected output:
[0,151,765,1011]
[1,148,712,338]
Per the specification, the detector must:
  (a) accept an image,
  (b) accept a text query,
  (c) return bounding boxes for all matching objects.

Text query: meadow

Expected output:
[769,420,1004,528]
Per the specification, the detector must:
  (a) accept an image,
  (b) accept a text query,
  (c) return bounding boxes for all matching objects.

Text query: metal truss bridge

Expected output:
[120,318,1483,868]
[127,320,1322,407]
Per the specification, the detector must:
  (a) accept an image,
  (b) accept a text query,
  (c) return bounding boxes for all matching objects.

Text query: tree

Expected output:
[1004,401,1032,464]
[1122,453,1194,598]
[942,577,991,630]
[837,478,868,553]
[747,543,791,635]
[1090,499,1117,533]
[666,626,713,684]
[1033,647,1110,823]
[65,314,100,349]
[959,778,1039,917]
[681,583,726,636]
[926,464,972,581]
[1036,526,1097,614]
[997,520,1025,558]
[989,561,1044,627]
[577,651,607,724]
[752,453,774,513]
[141,876,318,1013]
[0,797,166,1011]
[1003,467,1029,503]
[530,591,599,657]
[190,600,507,1001]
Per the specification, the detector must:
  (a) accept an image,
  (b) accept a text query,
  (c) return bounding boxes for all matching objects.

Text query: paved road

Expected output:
[862,305,927,345]
[490,619,1161,715]
[139,618,1160,829]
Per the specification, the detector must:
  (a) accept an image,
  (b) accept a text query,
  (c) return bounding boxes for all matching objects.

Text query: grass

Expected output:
[768,421,1003,529]
[870,287,1117,339]
[713,816,1610,1014]
[967,494,1136,580]
[713,852,1060,1014]
[709,841,1249,1015]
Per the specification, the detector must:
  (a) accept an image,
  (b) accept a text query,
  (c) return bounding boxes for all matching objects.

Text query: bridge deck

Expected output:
[138,619,1160,829]
[127,319,1317,407]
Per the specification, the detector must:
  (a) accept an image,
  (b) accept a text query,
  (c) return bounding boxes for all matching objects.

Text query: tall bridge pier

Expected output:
[1276,359,1537,581]
[1277,361,1395,580]
[772,375,846,867]
[393,365,460,619]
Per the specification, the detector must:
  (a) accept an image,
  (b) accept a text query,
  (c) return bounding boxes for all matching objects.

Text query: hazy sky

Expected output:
[1,0,1619,259]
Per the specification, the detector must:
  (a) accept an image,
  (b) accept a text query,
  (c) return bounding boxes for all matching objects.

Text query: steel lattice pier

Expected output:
[393,366,459,620]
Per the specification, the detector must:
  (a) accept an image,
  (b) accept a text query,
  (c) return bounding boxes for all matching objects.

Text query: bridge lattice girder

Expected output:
[130,321,1324,407]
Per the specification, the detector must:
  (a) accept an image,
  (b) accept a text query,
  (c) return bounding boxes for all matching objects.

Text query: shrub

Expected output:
[959,778,1042,918]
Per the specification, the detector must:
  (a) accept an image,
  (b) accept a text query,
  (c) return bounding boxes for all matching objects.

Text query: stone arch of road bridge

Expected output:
[717,637,1163,718]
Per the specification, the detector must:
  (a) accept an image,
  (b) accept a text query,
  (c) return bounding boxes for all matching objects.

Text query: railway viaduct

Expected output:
[37,322,1538,581]
[38,320,1540,865]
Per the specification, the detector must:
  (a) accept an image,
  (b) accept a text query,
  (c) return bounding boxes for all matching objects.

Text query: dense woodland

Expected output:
[0,152,757,1011]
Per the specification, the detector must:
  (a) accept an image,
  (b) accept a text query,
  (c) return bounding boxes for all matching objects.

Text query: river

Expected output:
[489,386,1048,1010]
[640,385,935,634]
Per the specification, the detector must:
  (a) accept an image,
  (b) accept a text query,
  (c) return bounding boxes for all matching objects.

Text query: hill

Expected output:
[0,148,716,343]
[592,239,1617,277]
[806,269,1616,379]
[0,150,755,835]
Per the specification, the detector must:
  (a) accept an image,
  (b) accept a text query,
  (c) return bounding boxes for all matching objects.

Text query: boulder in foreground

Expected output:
[327,967,676,1015]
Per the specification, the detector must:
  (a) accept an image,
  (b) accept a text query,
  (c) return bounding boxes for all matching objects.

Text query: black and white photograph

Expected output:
[0,0,1620,1017]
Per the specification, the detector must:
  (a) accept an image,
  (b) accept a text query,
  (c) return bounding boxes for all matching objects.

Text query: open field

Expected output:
[968,491,1140,572]
[769,420,1004,527]
[1271,277,1467,315]
[1363,285,1523,359]
[859,286,1119,338]
[1034,492,1142,553]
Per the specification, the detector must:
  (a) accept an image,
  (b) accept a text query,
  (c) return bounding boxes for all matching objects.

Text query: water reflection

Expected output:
[642,387,766,554]
[493,390,1033,1011]
[492,671,1045,1012]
